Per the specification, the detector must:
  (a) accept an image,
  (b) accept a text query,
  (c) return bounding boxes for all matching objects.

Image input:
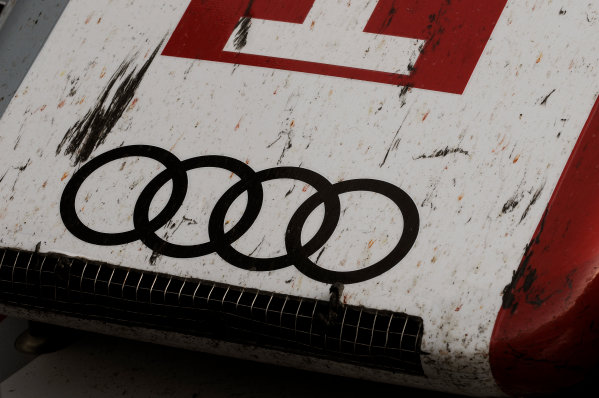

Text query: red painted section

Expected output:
[490,98,599,396]
[163,0,507,94]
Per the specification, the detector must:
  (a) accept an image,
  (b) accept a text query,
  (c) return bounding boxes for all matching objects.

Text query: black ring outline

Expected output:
[208,167,341,272]
[132,156,263,258]
[60,145,188,246]
[285,179,420,284]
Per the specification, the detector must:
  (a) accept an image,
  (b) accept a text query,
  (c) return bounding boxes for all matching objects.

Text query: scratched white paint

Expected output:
[1,0,599,396]
[223,0,423,75]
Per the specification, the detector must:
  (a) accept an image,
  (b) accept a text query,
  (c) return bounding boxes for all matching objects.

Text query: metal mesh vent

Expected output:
[0,247,424,375]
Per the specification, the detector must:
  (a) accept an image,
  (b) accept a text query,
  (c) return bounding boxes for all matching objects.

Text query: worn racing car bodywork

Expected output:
[0,1,598,396]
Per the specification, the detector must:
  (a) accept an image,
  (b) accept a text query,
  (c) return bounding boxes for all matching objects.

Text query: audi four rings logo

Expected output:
[60,145,420,284]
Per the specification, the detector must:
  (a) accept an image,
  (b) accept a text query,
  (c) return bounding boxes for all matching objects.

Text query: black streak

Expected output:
[380,110,410,167]
[520,182,545,223]
[14,159,31,172]
[398,84,412,107]
[415,146,469,159]
[233,0,254,50]
[502,210,547,313]
[539,89,556,106]
[501,189,523,215]
[234,17,252,50]
[56,39,165,166]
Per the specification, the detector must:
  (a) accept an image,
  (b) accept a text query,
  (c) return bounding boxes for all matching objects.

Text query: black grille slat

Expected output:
[0,247,424,375]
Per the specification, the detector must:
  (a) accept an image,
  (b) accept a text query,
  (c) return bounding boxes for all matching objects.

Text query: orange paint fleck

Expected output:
[302,185,309,192]
[368,240,375,249]
[57,100,66,109]
[61,172,69,181]
[458,194,464,201]
[225,220,230,225]
[128,98,139,110]
[310,20,315,30]
[431,256,437,263]
[245,159,250,165]
[536,52,543,64]
[513,154,520,163]
[290,120,295,128]
[100,67,106,78]
[422,111,430,121]
[229,172,234,179]
[78,97,86,105]
[40,105,47,111]
[417,261,422,267]
[455,305,462,312]
[85,15,92,24]
[235,119,241,131]
[97,17,102,24]
[42,181,47,188]
[273,89,277,95]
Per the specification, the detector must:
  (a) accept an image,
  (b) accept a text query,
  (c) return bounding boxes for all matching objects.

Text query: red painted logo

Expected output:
[164,0,507,94]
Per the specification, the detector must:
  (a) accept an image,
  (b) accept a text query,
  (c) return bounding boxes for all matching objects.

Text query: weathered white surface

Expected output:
[1,0,599,396]
[223,0,423,74]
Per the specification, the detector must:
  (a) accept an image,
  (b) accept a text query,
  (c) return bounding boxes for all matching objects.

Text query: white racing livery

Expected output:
[1,1,599,396]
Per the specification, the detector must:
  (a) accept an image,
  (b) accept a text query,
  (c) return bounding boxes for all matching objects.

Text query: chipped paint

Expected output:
[1,0,599,396]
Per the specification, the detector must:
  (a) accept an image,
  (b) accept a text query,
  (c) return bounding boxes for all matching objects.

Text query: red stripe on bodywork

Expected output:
[490,98,599,396]
[163,0,507,94]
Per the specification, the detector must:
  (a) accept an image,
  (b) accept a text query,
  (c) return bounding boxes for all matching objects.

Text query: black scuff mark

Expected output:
[539,89,556,106]
[415,146,470,160]
[56,38,166,166]
[14,159,31,172]
[13,136,21,150]
[234,17,252,50]
[501,179,526,215]
[501,208,561,312]
[522,268,537,291]
[0,170,8,184]
[248,236,266,257]
[525,290,558,308]
[284,184,296,198]
[233,0,254,51]
[398,84,412,108]
[380,109,410,167]
[520,182,546,223]
[559,8,567,15]
[420,177,440,210]
[167,216,198,240]
[383,6,397,29]
[148,216,197,265]
[267,130,294,165]
[501,194,522,214]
